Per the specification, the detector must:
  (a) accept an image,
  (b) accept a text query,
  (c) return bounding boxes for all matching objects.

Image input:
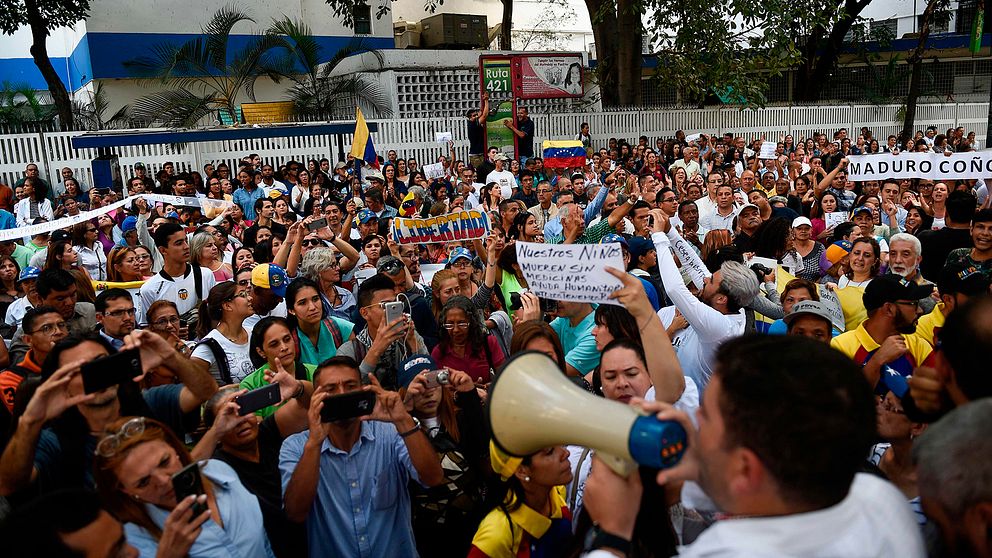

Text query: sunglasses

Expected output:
[302,239,324,247]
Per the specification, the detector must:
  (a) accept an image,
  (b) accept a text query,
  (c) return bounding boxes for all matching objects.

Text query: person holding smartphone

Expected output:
[93,416,274,558]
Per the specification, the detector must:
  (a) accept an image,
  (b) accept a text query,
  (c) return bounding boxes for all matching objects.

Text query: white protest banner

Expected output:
[419,263,446,285]
[435,132,452,144]
[141,193,234,209]
[825,211,848,229]
[758,142,778,160]
[847,151,992,181]
[423,162,446,180]
[668,232,709,289]
[685,133,701,144]
[817,287,847,332]
[515,241,625,305]
[391,208,491,245]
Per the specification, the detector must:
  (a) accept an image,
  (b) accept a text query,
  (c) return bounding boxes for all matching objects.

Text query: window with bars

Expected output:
[354,4,372,35]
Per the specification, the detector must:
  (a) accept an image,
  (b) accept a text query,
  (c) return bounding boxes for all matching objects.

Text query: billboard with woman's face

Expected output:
[517,55,584,99]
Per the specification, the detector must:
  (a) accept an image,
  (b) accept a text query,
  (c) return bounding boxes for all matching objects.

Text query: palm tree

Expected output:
[266,17,391,119]
[71,82,130,130]
[0,81,52,126]
[124,5,285,127]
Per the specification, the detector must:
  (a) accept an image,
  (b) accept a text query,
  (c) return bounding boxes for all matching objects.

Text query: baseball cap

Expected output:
[851,206,873,217]
[334,161,348,170]
[737,203,759,215]
[251,263,288,297]
[121,216,138,233]
[570,172,585,181]
[17,266,40,283]
[351,196,366,210]
[398,354,438,388]
[447,246,473,264]
[600,233,628,248]
[792,216,812,228]
[783,300,833,327]
[494,153,510,162]
[51,230,72,243]
[365,168,384,182]
[166,211,181,220]
[134,162,145,170]
[356,208,377,225]
[267,189,283,200]
[824,240,852,265]
[628,236,655,262]
[376,255,405,276]
[938,263,991,297]
[862,273,935,312]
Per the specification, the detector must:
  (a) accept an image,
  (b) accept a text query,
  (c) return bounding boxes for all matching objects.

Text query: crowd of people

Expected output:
[0,109,989,558]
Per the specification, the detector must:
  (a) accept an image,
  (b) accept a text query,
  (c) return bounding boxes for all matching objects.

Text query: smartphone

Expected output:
[82,349,143,394]
[306,217,328,232]
[235,383,281,416]
[320,390,377,422]
[383,301,405,325]
[509,292,523,311]
[172,461,207,519]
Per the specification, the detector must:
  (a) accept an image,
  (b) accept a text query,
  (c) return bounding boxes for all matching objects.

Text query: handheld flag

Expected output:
[542,140,586,169]
[350,107,380,170]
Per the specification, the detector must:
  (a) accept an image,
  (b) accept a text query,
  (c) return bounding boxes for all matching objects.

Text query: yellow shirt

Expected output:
[470,486,570,558]
[913,302,945,348]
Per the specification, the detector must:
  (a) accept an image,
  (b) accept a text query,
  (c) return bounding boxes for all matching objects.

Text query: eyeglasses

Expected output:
[134,254,151,261]
[892,300,920,310]
[237,278,252,287]
[442,322,470,330]
[536,189,552,194]
[151,316,181,329]
[227,291,251,301]
[105,307,136,319]
[28,320,68,336]
[86,228,97,233]
[302,239,324,247]
[96,417,146,457]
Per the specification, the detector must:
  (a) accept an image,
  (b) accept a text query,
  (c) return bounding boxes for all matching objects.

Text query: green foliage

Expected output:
[642,0,823,107]
[0,0,91,35]
[71,82,130,130]
[0,81,52,124]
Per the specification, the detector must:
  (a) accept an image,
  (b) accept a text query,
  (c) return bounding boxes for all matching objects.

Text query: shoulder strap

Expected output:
[569,447,593,512]
[323,318,344,348]
[195,337,232,384]
[191,263,203,302]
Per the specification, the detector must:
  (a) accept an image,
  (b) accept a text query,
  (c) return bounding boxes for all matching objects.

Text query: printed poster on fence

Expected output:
[518,54,584,98]
[515,241,624,305]
[391,209,491,245]
[847,152,992,181]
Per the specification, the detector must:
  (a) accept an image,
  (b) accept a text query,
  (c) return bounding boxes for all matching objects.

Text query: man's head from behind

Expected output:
[2,488,138,558]
[913,399,992,557]
[697,335,875,514]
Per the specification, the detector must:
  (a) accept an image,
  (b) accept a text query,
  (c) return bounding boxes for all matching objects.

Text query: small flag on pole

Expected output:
[349,107,379,170]
[542,140,586,168]
[970,6,985,54]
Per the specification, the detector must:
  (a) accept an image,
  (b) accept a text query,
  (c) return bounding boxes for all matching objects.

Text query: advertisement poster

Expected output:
[518,55,583,99]
[486,100,517,157]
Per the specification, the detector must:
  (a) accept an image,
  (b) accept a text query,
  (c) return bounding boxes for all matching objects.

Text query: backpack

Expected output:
[194,337,232,385]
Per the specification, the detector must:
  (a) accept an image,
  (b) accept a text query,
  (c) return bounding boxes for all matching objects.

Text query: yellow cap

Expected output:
[490,441,524,481]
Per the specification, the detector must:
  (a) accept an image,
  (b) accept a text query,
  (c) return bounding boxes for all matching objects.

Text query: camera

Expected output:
[750,263,773,282]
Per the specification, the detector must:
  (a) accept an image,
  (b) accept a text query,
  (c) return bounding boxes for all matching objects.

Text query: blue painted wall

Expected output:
[0,32,394,92]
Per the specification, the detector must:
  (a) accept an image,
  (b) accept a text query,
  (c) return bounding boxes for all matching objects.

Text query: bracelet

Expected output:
[398,416,422,438]
[292,382,305,400]
[638,315,654,333]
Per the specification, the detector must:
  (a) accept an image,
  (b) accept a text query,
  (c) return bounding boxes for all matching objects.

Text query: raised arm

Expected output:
[123,330,217,412]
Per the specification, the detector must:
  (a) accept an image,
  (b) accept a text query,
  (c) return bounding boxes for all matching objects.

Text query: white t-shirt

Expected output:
[242,300,287,333]
[190,328,256,384]
[486,169,516,199]
[137,265,216,326]
[678,474,925,557]
[5,296,32,328]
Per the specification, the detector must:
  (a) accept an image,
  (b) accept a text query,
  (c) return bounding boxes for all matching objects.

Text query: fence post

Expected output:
[38,130,53,186]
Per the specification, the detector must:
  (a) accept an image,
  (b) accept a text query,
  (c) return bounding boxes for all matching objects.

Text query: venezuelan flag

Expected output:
[542,140,586,169]
[349,107,379,170]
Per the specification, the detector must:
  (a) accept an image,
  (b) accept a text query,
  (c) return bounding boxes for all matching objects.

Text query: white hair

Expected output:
[888,233,922,257]
[300,247,338,281]
[719,260,760,309]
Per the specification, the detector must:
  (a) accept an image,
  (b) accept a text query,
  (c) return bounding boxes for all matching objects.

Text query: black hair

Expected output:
[253,196,272,212]
[631,200,652,213]
[1,488,108,558]
[357,273,396,309]
[972,208,992,224]
[594,305,639,346]
[22,304,61,334]
[313,355,361,385]
[253,239,274,264]
[833,221,859,243]
[713,335,875,509]
[152,222,184,250]
[939,295,992,401]
[507,211,533,241]
[196,281,239,340]
[436,296,491,366]
[249,316,293,368]
[284,277,323,331]
[37,268,75,299]
[946,190,977,225]
[751,217,792,260]
[94,288,133,313]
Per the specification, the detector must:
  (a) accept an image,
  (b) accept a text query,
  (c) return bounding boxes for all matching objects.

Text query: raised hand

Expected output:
[364,374,412,425]
[157,495,211,558]
[20,360,95,426]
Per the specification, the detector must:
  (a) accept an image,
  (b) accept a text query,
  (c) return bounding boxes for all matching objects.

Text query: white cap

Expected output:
[792,216,812,228]
[736,203,759,216]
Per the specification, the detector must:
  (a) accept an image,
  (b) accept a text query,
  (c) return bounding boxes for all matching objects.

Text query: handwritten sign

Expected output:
[391,209,491,245]
[847,152,992,181]
[685,133,701,144]
[515,241,625,305]
[825,211,848,229]
[668,233,708,289]
[423,162,446,180]
[758,142,778,160]
[435,132,452,144]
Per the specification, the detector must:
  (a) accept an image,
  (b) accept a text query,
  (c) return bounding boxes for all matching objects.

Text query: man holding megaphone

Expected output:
[580,335,926,557]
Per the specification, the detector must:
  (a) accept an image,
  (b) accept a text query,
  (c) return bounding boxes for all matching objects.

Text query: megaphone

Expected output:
[489,351,687,475]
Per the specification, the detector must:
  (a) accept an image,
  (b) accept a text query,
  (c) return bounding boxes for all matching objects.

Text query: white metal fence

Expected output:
[0,102,987,189]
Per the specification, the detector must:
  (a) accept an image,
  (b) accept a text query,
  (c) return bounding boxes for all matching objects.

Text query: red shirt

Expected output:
[431,335,505,383]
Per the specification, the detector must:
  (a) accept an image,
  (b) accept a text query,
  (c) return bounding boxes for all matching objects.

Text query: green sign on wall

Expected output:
[482,58,511,94]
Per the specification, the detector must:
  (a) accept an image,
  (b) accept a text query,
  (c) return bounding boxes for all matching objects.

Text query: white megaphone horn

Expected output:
[489,351,687,475]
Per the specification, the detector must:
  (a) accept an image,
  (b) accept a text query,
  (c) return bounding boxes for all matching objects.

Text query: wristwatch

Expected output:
[398,416,422,438]
[585,526,631,556]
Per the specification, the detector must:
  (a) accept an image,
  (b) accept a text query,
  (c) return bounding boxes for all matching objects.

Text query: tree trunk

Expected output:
[585,0,619,107]
[794,0,871,102]
[903,0,941,140]
[615,0,642,106]
[500,0,513,50]
[24,0,73,130]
